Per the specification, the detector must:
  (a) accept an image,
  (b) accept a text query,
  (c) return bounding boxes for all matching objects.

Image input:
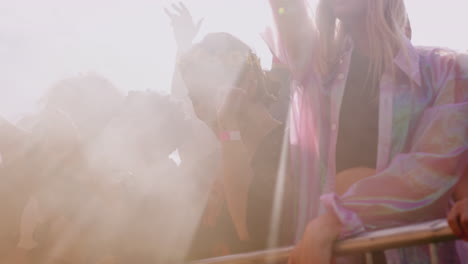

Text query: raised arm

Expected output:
[165,2,203,99]
[267,0,317,82]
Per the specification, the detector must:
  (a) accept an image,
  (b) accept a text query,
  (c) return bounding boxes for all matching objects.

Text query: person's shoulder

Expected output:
[415,46,468,64]
[455,50,468,79]
[414,45,459,53]
[415,47,468,102]
[415,46,468,77]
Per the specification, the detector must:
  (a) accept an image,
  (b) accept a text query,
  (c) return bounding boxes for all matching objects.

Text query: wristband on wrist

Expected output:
[219,131,241,142]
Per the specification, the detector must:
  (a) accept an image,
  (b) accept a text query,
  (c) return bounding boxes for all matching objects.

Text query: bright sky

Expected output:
[1,0,467,122]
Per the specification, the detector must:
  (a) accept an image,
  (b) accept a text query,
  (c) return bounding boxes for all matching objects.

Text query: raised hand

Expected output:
[164,2,203,51]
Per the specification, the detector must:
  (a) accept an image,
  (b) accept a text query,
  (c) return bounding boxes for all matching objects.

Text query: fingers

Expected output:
[164,8,176,19]
[165,2,184,20]
[171,2,184,14]
[461,208,468,241]
[179,2,190,15]
[447,200,468,241]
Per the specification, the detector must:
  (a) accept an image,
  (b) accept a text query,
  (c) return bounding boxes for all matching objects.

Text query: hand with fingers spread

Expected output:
[164,2,203,51]
[448,198,468,242]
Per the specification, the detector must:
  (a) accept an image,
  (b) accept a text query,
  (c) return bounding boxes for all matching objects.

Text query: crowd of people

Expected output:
[1,0,467,264]
[0,74,214,263]
[0,3,293,263]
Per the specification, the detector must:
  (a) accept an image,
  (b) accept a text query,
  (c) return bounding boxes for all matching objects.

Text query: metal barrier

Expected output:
[190,219,457,264]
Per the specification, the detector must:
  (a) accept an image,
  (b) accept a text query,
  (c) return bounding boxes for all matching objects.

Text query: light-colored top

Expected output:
[265,0,468,262]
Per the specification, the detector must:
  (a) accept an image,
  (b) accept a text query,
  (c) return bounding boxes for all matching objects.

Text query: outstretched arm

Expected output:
[165,2,203,99]
[267,0,317,82]
[165,2,203,53]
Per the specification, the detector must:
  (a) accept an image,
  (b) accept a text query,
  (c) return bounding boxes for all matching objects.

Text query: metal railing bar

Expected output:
[190,219,456,264]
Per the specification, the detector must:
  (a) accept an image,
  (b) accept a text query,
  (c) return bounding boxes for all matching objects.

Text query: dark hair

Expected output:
[180,33,277,106]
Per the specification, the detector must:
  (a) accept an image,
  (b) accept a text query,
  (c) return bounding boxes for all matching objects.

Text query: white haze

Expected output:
[0,0,467,262]
[1,0,467,122]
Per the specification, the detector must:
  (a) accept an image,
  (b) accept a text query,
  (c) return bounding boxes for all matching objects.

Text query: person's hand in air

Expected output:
[448,198,468,242]
[165,2,203,52]
[288,211,342,264]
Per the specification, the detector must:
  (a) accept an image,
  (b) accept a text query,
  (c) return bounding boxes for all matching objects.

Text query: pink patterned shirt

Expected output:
[265,0,468,262]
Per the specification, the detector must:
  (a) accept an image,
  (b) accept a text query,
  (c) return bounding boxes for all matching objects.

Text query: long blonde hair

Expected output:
[315,0,409,81]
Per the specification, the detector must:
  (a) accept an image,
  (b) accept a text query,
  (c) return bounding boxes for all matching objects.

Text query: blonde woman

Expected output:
[266,0,468,263]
